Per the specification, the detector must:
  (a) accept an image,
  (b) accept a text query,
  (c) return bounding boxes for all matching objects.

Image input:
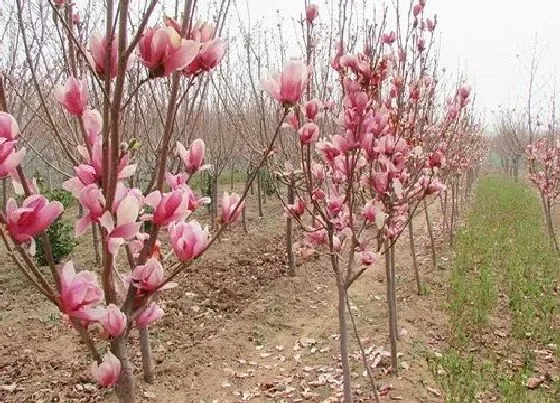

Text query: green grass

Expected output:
[430,175,560,402]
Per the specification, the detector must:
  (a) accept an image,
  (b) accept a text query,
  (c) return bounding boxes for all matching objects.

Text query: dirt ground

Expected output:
[0,190,453,402]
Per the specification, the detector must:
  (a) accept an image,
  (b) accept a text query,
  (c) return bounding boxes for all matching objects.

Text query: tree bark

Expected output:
[112,336,135,403]
[385,243,398,372]
[211,174,218,229]
[337,282,352,402]
[286,179,295,276]
[139,327,154,384]
[408,217,421,295]
[92,223,101,267]
[424,199,436,271]
[256,170,263,218]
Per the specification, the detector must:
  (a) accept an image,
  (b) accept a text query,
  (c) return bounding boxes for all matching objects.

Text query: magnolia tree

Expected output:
[260,1,482,400]
[526,137,560,253]
[0,0,285,401]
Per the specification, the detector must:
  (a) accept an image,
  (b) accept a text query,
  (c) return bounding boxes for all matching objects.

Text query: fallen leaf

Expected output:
[526,377,543,390]
[0,384,17,393]
[426,386,442,397]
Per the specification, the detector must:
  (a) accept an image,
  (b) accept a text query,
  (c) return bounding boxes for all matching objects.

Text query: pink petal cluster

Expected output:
[99,195,141,255]
[138,26,200,77]
[220,192,244,223]
[58,261,104,320]
[305,4,319,23]
[176,139,209,177]
[169,220,209,262]
[5,194,63,244]
[89,33,118,79]
[0,112,25,179]
[131,258,165,292]
[99,304,127,337]
[54,77,88,116]
[136,302,164,328]
[261,60,308,105]
[91,352,121,388]
[144,189,190,226]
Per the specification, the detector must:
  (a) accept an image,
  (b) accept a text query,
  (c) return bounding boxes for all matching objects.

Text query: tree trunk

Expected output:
[139,327,154,384]
[449,181,456,246]
[92,223,101,267]
[424,199,436,271]
[385,242,398,372]
[230,162,234,191]
[256,170,263,218]
[337,282,352,402]
[211,174,218,229]
[408,217,421,295]
[112,337,135,403]
[286,180,295,276]
[390,243,399,342]
[2,177,6,211]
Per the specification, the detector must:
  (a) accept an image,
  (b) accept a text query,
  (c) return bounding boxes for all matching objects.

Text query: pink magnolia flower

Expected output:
[99,195,141,255]
[417,37,426,52]
[82,109,102,147]
[413,3,424,16]
[144,189,190,226]
[358,250,377,266]
[138,26,200,77]
[303,98,322,120]
[89,33,118,79]
[284,110,300,130]
[182,184,211,211]
[131,258,166,292]
[285,198,306,219]
[169,220,209,262]
[372,171,389,194]
[299,122,320,144]
[261,60,308,105]
[459,83,471,99]
[91,351,121,388]
[184,39,225,75]
[54,77,88,116]
[376,135,408,155]
[0,140,25,178]
[72,13,81,25]
[136,302,164,328]
[428,149,446,169]
[0,112,18,141]
[75,184,105,236]
[176,139,210,176]
[58,261,104,320]
[99,304,127,337]
[426,17,436,32]
[190,22,215,42]
[305,4,319,23]
[5,195,63,251]
[361,199,378,222]
[165,172,188,190]
[221,192,244,223]
[381,31,397,45]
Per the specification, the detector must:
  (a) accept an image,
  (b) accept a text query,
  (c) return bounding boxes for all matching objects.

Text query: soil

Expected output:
[0,192,453,403]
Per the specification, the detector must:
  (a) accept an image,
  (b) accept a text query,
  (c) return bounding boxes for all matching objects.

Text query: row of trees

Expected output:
[0,0,485,401]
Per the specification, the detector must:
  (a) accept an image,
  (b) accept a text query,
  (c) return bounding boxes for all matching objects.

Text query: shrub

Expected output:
[35,189,77,266]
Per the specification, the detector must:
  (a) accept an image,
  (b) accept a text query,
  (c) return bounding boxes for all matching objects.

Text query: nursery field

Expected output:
[2,0,559,401]
[1,174,558,402]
